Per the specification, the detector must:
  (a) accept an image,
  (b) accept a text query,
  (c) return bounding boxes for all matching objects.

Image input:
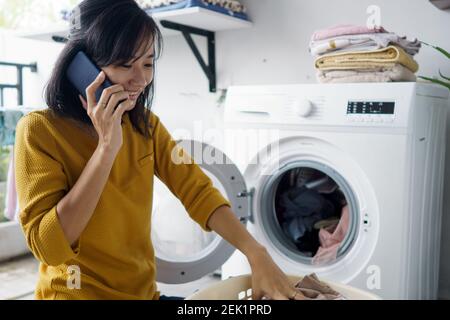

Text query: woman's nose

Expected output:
[131,67,151,87]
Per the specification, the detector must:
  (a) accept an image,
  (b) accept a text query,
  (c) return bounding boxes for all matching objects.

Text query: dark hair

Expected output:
[44,0,163,139]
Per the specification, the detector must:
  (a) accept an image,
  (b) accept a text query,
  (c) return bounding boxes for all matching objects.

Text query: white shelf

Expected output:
[15,27,69,43]
[151,7,252,36]
[15,6,252,42]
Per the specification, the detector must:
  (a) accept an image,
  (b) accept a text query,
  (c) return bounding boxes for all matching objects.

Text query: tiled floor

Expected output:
[0,254,39,300]
[0,254,220,300]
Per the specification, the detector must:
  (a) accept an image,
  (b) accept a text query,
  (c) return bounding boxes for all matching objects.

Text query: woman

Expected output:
[15,0,302,300]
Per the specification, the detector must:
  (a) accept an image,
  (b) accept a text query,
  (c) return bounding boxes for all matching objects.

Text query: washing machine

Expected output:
[218,83,449,300]
[150,83,448,300]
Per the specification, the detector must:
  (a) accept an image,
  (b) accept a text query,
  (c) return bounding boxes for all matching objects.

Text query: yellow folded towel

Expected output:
[314,45,418,73]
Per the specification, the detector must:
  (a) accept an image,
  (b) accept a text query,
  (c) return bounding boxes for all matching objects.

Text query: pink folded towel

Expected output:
[311,24,387,41]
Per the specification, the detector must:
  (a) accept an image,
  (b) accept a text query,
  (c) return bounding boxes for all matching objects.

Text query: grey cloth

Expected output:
[305,176,338,194]
[309,33,421,57]
[279,187,335,242]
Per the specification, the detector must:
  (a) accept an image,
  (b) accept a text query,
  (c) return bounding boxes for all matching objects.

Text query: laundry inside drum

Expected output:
[271,167,354,266]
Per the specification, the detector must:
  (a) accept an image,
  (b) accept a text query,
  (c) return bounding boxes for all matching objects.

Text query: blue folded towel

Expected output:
[0,110,24,146]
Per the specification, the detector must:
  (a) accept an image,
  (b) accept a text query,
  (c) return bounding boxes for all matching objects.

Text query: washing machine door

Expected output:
[239,136,379,284]
[153,139,250,284]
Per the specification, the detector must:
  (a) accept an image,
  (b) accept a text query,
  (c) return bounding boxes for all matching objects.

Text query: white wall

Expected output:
[1,0,450,298]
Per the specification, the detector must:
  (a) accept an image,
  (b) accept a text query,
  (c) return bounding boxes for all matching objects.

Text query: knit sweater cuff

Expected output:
[188,188,232,232]
[38,205,81,266]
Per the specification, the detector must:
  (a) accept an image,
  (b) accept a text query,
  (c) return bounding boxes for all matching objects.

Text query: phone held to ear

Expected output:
[66,51,113,102]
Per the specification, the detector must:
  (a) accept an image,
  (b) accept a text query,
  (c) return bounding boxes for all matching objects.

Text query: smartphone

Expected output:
[66,51,113,102]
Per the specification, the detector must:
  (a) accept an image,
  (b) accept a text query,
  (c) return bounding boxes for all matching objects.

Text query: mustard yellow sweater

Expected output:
[14,109,231,300]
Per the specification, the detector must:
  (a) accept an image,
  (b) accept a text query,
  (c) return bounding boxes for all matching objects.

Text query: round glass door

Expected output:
[152,169,227,262]
[153,140,249,284]
[259,161,358,266]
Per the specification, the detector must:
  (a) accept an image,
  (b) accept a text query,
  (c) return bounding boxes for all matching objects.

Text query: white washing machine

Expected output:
[150,83,448,300]
[217,83,449,300]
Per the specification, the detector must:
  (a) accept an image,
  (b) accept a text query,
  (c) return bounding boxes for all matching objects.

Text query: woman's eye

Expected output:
[121,64,153,68]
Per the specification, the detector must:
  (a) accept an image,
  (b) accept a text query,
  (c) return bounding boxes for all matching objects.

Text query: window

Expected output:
[0,145,12,223]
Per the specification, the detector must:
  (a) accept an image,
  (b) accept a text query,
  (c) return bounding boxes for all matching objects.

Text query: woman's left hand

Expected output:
[205,205,305,300]
[247,247,305,300]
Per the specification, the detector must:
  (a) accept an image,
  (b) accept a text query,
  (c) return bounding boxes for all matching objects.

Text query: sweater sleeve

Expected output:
[150,113,231,231]
[14,113,80,266]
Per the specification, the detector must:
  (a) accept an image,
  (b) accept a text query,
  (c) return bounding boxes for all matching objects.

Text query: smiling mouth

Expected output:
[127,90,142,100]
[128,90,140,95]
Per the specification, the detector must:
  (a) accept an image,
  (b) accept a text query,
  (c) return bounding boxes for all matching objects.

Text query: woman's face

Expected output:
[101,40,154,111]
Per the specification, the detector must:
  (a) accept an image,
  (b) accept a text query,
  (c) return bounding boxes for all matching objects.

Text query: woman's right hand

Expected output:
[78,71,133,155]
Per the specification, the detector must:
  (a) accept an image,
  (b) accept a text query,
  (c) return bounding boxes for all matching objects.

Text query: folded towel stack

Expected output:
[309,24,421,83]
[202,0,246,13]
[137,0,184,9]
[137,0,246,14]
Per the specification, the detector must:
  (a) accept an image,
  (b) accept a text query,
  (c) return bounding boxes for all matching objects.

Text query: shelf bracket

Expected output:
[160,20,216,92]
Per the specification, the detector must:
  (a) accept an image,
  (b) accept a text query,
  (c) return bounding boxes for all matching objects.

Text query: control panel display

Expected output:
[347,101,395,115]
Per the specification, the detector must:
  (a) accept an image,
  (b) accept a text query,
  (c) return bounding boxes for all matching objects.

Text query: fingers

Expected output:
[97,84,125,109]
[252,290,264,301]
[90,85,126,121]
[254,291,291,300]
[287,289,306,300]
[271,292,289,300]
[254,284,305,300]
[293,291,306,300]
[284,282,306,300]
[264,293,303,300]
[113,97,134,119]
[78,94,88,110]
[104,91,129,115]
[85,71,106,107]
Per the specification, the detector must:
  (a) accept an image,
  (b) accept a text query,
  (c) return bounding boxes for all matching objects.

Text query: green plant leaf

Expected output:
[434,47,450,59]
[421,41,450,59]
[439,70,450,81]
[419,76,450,90]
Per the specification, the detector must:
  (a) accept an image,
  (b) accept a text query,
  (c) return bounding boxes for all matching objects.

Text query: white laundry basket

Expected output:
[186,274,381,300]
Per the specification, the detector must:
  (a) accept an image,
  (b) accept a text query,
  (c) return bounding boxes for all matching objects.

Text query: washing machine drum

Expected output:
[257,163,358,266]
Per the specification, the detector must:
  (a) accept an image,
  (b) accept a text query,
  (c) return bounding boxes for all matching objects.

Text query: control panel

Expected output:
[223,83,422,129]
[346,101,395,123]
